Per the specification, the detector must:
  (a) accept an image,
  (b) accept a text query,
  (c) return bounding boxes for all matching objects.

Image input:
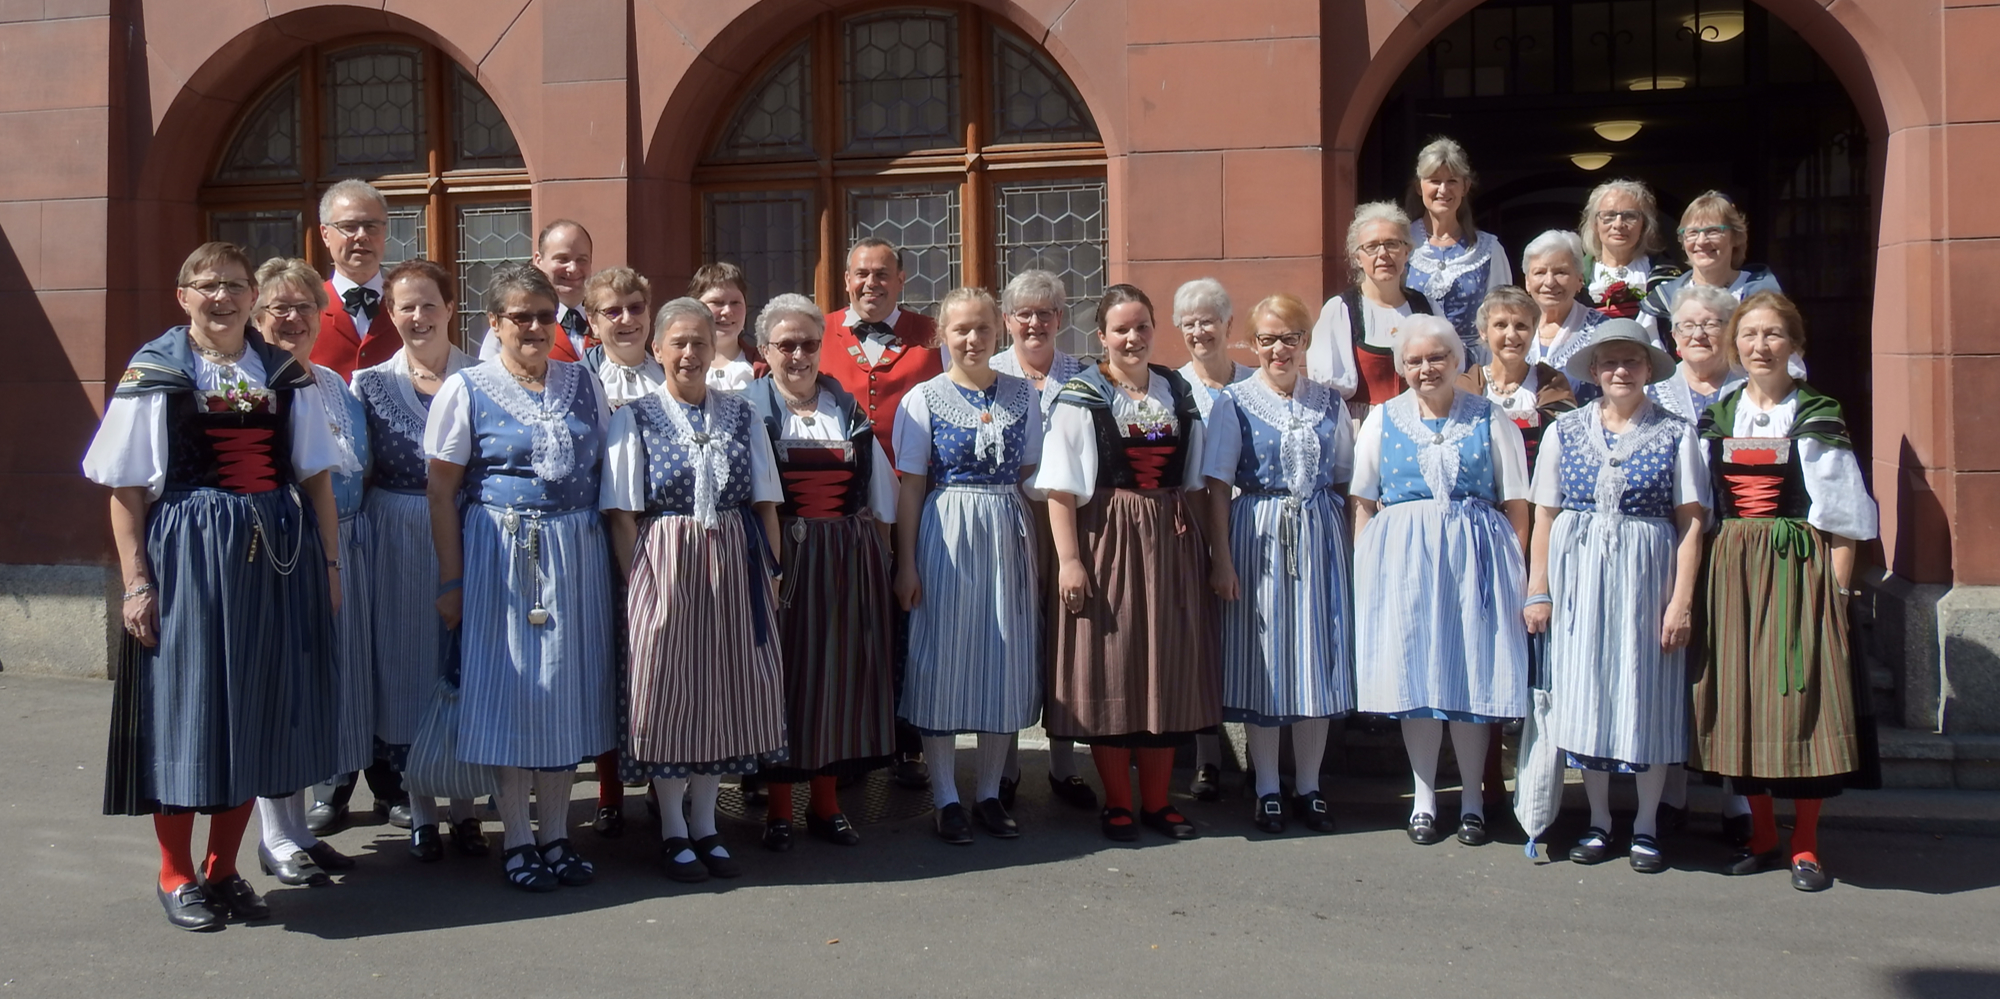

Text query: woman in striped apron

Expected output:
[894,288,1044,845]
[425,264,616,893]
[1201,293,1354,835]
[1522,320,1709,872]
[352,259,481,863]
[601,298,787,883]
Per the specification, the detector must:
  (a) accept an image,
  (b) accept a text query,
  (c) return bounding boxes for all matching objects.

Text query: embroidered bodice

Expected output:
[1225,376,1343,497]
[1550,404,1684,518]
[629,389,755,523]
[1408,221,1505,347]
[459,361,604,512]
[1376,391,1499,505]
[921,375,1037,486]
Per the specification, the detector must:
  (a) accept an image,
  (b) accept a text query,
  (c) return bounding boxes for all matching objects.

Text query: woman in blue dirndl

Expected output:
[425,264,615,893]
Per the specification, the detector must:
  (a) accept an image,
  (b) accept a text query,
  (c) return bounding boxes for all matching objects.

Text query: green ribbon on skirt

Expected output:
[1767,517,1818,695]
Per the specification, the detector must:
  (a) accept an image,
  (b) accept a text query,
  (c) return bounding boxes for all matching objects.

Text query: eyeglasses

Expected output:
[1679,225,1730,242]
[1596,210,1643,225]
[770,339,823,356]
[1359,239,1411,257]
[1674,319,1725,337]
[1406,352,1455,371]
[1178,317,1220,333]
[327,220,388,238]
[262,303,314,319]
[1010,308,1059,326]
[498,310,559,328]
[593,305,646,320]
[182,280,253,298]
[1253,331,1305,348]
[1594,356,1651,372]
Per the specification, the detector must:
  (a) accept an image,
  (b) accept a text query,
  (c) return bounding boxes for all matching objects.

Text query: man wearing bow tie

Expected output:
[820,238,941,462]
[478,219,595,362]
[310,179,400,380]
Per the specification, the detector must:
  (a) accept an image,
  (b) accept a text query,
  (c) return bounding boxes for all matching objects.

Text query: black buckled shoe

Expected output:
[1189,764,1222,802]
[1568,827,1613,865]
[592,805,625,839]
[408,824,444,863]
[1407,812,1445,846]
[540,838,595,887]
[693,834,742,879]
[1724,848,1784,876]
[1456,814,1490,847]
[1629,833,1668,874]
[806,811,861,847]
[1048,774,1098,810]
[1293,791,1336,834]
[892,756,931,790]
[199,873,270,921]
[1790,856,1832,892]
[452,817,491,857]
[156,882,223,931]
[1140,806,1198,840]
[934,802,974,845]
[303,840,355,871]
[1100,806,1141,842]
[762,818,795,852]
[258,842,330,886]
[660,838,708,883]
[1253,793,1287,834]
[972,797,1020,839]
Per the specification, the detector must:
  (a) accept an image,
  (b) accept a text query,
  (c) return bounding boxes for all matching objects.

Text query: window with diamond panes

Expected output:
[204,39,530,350]
[696,5,1104,325]
[995,180,1106,354]
[457,203,533,339]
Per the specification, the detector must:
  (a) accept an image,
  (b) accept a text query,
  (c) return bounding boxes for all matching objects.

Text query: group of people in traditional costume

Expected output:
[87,146,1880,931]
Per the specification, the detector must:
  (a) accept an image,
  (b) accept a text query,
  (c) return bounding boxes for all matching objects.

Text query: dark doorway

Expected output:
[1358,0,1873,458]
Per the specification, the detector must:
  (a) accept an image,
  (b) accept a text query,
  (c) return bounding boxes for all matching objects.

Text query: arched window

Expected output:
[202,40,531,337]
[697,4,1107,353]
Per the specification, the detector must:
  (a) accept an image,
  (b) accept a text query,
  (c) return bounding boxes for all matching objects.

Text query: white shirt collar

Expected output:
[843,306,903,331]
[330,269,384,298]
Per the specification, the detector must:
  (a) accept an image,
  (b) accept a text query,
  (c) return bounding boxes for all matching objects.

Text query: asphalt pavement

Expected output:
[4,673,1997,999]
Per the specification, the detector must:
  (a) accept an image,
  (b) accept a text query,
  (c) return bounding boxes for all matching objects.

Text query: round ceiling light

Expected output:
[1592,120,1643,142]
[1570,153,1614,171]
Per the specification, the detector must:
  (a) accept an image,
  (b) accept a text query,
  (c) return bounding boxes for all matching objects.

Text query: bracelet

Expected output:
[121,582,153,601]
[1524,593,1552,607]
[437,578,463,597]
[326,558,342,571]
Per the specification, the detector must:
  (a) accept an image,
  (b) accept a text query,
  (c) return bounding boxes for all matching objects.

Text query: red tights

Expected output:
[1746,794,1824,864]
[765,776,841,823]
[1091,746,1180,825]
[153,801,255,892]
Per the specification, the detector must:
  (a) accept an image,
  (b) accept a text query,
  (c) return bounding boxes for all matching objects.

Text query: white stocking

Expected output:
[1448,721,1490,820]
[1246,724,1283,798]
[974,733,1009,802]
[1633,767,1668,842]
[1582,770,1614,832]
[531,770,572,845]
[494,767,534,852]
[1291,717,1331,796]
[1402,718,1443,819]
[923,735,960,808]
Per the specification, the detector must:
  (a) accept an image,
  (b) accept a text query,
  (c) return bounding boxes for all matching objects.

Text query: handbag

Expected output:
[404,633,496,799]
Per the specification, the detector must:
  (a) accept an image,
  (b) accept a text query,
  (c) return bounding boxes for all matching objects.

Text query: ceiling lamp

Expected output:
[1628,76,1688,91]
[1592,120,1643,142]
[1570,153,1613,171]
[1683,10,1747,43]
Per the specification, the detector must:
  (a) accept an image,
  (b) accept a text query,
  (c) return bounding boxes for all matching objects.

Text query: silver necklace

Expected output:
[189,332,247,365]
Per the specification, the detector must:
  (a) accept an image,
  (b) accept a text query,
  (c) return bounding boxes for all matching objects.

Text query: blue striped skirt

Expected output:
[327,512,376,775]
[1354,497,1529,720]
[104,486,340,814]
[1545,509,1688,766]
[363,488,452,752]
[1221,490,1354,725]
[456,504,616,769]
[902,484,1042,735]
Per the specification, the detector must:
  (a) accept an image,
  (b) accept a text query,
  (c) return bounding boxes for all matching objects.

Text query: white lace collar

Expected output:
[654,387,741,528]
[922,373,1033,465]
[462,359,585,481]
[1385,389,1485,500]
[1233,375,1332,500]
[311,364,365,476]
[1576,400,1682,538]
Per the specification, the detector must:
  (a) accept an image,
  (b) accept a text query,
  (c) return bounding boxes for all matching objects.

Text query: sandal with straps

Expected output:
[540,838,595,887]
[501,844,558,893]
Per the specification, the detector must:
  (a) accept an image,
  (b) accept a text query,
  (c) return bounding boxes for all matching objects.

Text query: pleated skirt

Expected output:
[903,485,1042,735]
[326,512,376,775]
[1690,518,1860,785]
[1221,491,1354,725]
[1544,510,1687,766]
[1044,488,1221,744]
[1354,497,1529,720]
[457,504,616,769]
[762,513,897,781]
[363,488,452,753]
[623,508,787,775]
[103,487,339,815]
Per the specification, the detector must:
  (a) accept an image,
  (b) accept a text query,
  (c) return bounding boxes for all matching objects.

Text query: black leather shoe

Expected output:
[452,818,490,857]
[1253,793,1287,834]
[1790,857,1832,892]
[1724,848,1784,876]
[304,800,349,836]
[1047,774,1098,810]
[501,844,558,893]
[1720,813,1752,847]
[200,873,270,921]
[1293,791,1336,834]
[893,756,931,790]
[1141,806,1198,840]
[660,838,709,883]
[762,818,794,852]
[258,841,330,886]
[303,840,355,871]
[997,776,1019,811]
[408,824,444,863]
[1456,814,1490,847]
[1100,806,1141,842]
[1568,827,1613,865]
[1629,833,1668,874]
[693,834,742,878]
[540,838,595,886]
[1407,812,1445,845]
[157,882,223,931]
[1189,764,1222,802]
[972,797,1020,839]
[592,805,625,839]
[934,802,974,845]
[807,811,862,846]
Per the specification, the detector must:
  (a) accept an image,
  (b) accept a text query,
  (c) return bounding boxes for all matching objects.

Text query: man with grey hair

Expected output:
[310,179,400,379]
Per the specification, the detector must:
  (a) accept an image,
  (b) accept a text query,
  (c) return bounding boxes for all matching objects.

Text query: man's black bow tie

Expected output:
[342,286,380,320]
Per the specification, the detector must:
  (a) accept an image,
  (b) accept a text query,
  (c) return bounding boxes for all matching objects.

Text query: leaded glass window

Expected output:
[453,68,524,169]
[994,180,1105,354]
[704,190,815,312]
[844,11,959,153]
[456,203,533,338]
[991,31,1098,144]
[711,43,813,161]
[383,205,428,269]
[217,75,301,181]
[847,184,960,318]
[326,45,425,172]
[212,210,302,268]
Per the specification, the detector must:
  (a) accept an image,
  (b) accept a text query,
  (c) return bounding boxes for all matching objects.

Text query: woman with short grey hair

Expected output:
[1405,137,1512,357]
[1310,201,1436,414]
[1520,230,1622,402]
[1577,179,1679,333]
[1647,283,1746,423]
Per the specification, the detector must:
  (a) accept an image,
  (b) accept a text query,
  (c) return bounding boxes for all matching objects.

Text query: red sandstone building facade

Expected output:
[1,1,1991,783]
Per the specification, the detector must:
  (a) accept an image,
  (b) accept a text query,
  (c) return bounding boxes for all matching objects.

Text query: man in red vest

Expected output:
[819,238,942,464]
[309,179,400,380]
[477,219,594,363]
